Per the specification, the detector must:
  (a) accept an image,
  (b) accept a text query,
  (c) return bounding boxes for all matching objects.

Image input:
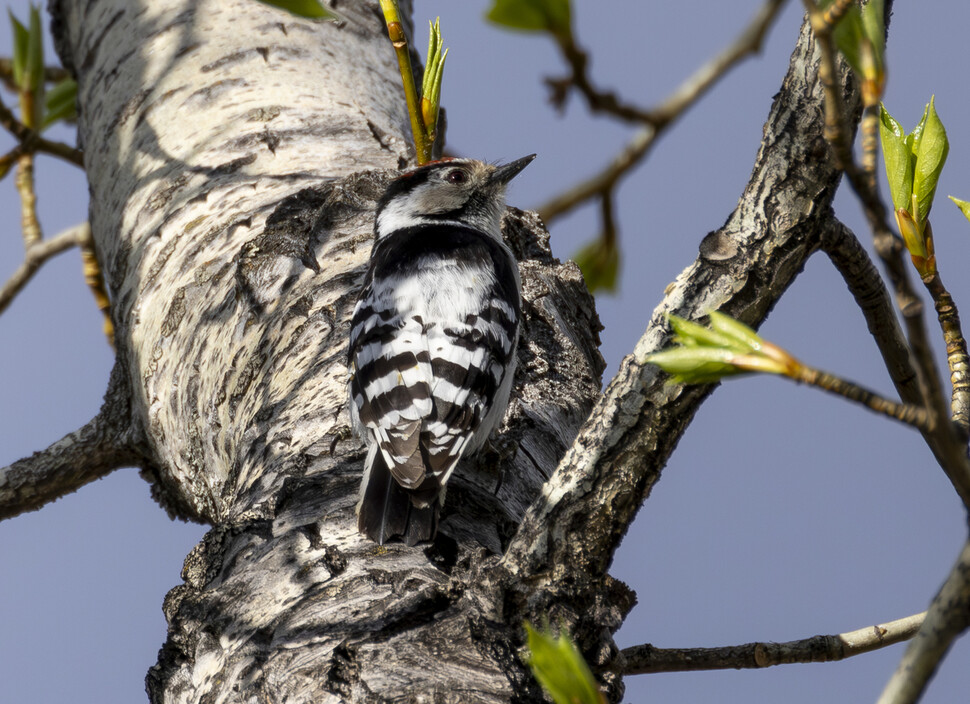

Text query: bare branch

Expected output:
[0,360,141,520]
[621,611,924,674]
[501,19,859,588]
[16,152,41,249]
[645,0,789,127]
[877,539,970,704]
[0,418,128,520]
[923,273,970,434]
[78,225,115,347]
[537,0,789,223]
[795,365,930,432]
[0,58,72,91]
[804,0,970,506]
[0,223,89,315]
[820,220,922,406]
[0,92,84,166]
[537,125,653,224]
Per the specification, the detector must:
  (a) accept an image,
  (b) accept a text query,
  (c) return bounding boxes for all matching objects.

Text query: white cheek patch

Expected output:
[377,183,466,236]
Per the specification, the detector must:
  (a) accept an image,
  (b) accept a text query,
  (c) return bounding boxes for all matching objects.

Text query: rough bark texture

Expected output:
[43,1,861,701]
[0,360,145,518]
[51,1,607,701]
[500,20,859,619]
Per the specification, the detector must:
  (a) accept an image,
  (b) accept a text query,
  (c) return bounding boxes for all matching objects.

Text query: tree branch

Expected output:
[804,0,970,508]
[820,219,921,406]
[0,58,72,91]
[537,0,789,223]
[0,360,142,520]
[0,91,84,166]
[620,611,924,674]
[0,223,89,315]
[795,365,930,432]
[877,539,970,704]
[924,273,970,434]
[501,18,859,592]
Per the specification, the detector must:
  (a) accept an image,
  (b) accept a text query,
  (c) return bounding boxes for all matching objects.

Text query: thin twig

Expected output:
[645,0,789,128]
[0,59,71,91]
[820,219,921,406]
[537,0,789,223]
[538,126,654,223]
[924,273,970,434]
[546,34,660,125]
[820,0,856,27]
[621,611,924,674]
[78,225,115,348]
[877,539,970,704]
[0,92,83,166]
[803,0,855,170]
[15,152,40,248]
[804,0,970,507]
[378,0,429,164]
[795,365,930,432]
[0,142,26,176]
[0,223,88,315]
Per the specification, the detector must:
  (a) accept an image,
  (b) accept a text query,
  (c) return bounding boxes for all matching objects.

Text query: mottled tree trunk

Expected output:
[50,1,607,701]
[39,0,857,701]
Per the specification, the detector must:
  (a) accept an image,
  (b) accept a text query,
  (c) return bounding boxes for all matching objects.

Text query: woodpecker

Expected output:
[348,155,535,545]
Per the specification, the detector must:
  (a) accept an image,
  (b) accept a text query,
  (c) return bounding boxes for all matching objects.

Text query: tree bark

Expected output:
[43,1,856,702]
[50,1,606,701]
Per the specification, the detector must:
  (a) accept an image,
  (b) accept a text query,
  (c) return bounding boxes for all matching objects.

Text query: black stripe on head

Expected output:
[375,159,459,220]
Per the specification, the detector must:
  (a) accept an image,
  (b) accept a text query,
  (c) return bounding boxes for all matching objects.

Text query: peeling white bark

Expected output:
[30,2,863,702]
[50,1,605,701]
[54,0,413,520]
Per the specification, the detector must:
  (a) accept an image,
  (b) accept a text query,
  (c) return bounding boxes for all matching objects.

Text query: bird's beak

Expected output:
[491,154,536,185]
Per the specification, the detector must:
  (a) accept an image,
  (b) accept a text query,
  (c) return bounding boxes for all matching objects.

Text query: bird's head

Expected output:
[375,155,536,240]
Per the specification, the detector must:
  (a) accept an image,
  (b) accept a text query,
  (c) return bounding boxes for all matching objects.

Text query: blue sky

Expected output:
[2,1,970,702]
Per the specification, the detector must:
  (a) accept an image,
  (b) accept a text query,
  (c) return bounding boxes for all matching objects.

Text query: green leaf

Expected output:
[707,311,764,351]
[524,624,605,704]
[644,346,745,385]
[24,4,44,93]
[831,3,864,74]
[486,0,571,38]
[912,96,948,224]
[879,104,913,214]
[573,237,618,294]
[420,18,447,138]
[9,11,28,88]
[861,0,885,65]
[668,314,751,353]
[255,0,335,19]
[949,196,970,223]
[894,206,926,260]
[42,77,77,130]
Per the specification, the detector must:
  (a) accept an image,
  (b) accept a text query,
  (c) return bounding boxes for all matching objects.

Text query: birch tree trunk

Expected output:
[33,0,854,701]
[49,1,606,701]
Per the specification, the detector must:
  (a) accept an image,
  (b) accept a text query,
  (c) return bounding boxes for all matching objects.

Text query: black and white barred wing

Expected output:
[420,297,519,483]
[349,293,434,489]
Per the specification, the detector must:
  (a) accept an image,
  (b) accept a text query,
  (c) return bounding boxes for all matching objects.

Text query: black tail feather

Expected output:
[358,450,438,546]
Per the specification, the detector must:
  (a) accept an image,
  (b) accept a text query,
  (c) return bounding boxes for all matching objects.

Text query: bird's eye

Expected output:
[447,169,467,184]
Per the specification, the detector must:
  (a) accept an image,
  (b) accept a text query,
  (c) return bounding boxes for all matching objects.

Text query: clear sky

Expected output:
[2,1,969,702]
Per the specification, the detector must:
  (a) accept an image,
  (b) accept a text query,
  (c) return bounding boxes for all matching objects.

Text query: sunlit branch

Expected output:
[621,611,924,674]
[877,540,970,704]
[0,223,88,315]
[538,0,789,223]
[0,92,83,166]
[923,273,970,434]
